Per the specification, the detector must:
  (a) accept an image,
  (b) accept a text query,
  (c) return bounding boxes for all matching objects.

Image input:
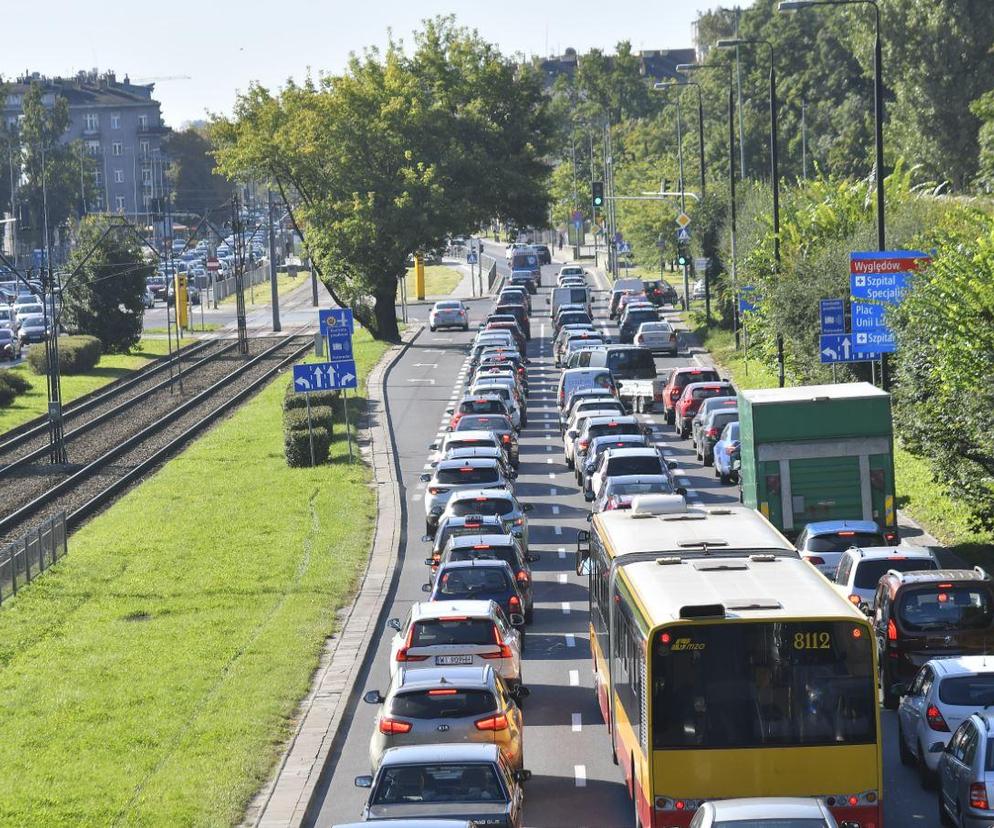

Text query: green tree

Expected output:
[164,127,234,217]
[61,215,151,352]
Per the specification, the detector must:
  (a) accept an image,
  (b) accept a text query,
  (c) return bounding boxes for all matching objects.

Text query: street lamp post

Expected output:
[717,37,785,386]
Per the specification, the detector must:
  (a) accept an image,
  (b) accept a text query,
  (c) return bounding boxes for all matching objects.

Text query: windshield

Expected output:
[437,567,512,598]
[449,498,514,518]
[607,348,657,379]
[938,674,994,706]
[372,763,505,804]
[390,689,497,720]
[652,621,876,749]
[435,467,500,486]
[898,586,994,632]
[852,558,935,589]
[804,532,885,554]
[411,618,495,646]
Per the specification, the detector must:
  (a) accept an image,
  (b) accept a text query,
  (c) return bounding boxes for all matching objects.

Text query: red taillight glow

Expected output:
[887,618,898,641]
[509,595,521,609]
[926,704,950,732]
[660,632,672,645]
[804,555,825,566]
[971,783,990,810]
[579,439,590,450]
[724,445,736,455]
[429,688,458,695]
[515,570,530,585]
[852,627,863,639]
[706,427,719,438]
[475,713,509,731]
[501,434,511,444]
[396,625,429,663]
[847,796,858,807]
[848,594,862,605]
[675,801,686,811]
[837,530,856,537]
[481,644,513,659]
[428,486,447,495]
[378,718,413,734]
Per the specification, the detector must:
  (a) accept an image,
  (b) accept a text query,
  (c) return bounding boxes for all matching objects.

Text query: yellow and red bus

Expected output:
[575,497,882,828]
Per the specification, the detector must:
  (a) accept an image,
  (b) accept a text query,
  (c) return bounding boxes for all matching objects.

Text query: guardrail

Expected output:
[0,513,68,605]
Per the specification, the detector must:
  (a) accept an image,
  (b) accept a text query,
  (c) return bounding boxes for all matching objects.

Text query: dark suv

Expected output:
[873,567,994,709]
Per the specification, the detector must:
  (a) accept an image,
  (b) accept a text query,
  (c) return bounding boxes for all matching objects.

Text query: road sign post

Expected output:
[304,392,316,467]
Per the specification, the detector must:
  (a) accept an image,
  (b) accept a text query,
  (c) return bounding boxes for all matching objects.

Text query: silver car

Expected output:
[429,300,469,331]
[634,320,678,355]
[17,313,48,343]
[938,711,994,827]
[428,431,505,467]
[688,798,838,827]
[421,459,512,537]
[363,666,526,771]
[439,489,533,551]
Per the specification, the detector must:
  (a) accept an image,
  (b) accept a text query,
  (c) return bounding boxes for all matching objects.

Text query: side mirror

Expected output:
[419,473,431,482]
[445,407,454,414]
[424,557,435,566]
[429,442,439,451]
[676,487,688,497]
[584,491,594,502]
[421,583,432,593]
[513,685,531,699]
[576,529,591,576]
[387,617,402,632]
[354,775,374,788]
[509,612,525,627]
[514,769,533,784]
[667,460,678,469]
[421,534,432,543]
[522,503,534,513]
[525,552,540,563]
[363,690,384,705]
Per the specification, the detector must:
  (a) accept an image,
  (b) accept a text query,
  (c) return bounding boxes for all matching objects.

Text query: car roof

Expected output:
[928,656,994,677]
[584,415,639,427]
[605,475,670,487]
[446,534,517,549]
[380,743,500,767]
[447,488,515,502]
[804,519,884,534]
[459,393,502,402]
[411,600,497,621]
[591,433,646,446]
[847,545,934,560]
[397,664,494,690]
[332,821,474,828]
[435,458,501,470]
[709,798,830,818]
[445,430,498,442]
[670,366,720,377]
[889,568,990,585]
[682,380,734,392]
[604,447,661,458]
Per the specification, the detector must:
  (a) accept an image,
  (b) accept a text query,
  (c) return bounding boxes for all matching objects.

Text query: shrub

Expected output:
[284,426,331,467]
[0,369,31,395]
[283,405,335,433]
[27,335,102,375]
[0,380,16,408]
[283,387,340,411]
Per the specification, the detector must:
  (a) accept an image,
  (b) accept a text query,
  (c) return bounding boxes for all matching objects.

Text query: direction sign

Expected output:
[675,212,691,228]
[819,334,875,364]
[326,335,354,361]
[293,360,358,392]
[853,328,897,354]
[851,301,888,332]
[738,286,757,313]
[319,308,355,336]
[676,227,691,243]
[819,298,846,335]
[850,250,929,304]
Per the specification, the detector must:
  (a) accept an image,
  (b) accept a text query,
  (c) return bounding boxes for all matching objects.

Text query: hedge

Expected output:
[27,335,102,375]
[0,380,17,408]
[283,405,335,433]
[283,387,340,411]
[0,369,30,395]
[284,426,332,467]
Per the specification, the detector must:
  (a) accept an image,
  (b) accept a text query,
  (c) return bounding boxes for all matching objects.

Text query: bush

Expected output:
[283,387,340,411]
[283,405,335,433]
[0,369,31,395]
[27,335,102,375]
[0,380,17,408]
[284,426,331,467]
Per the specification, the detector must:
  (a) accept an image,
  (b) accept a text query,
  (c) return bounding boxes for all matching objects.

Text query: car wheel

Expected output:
[429,325,436,332]
[566,455,574,470]
[665,409,674,425]
[425,521,434,539]
[703,452,713,467]
[898,721,914,767]
[882,676,900,710]
[918,741,936,789]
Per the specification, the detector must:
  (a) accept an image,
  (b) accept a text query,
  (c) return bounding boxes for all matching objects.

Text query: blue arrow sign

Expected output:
[819,298,846,335]
[326,334,353,361]
[819,334,875,364]
[293,360,358,392]
[852,328,897,354]
[319,308,355,336]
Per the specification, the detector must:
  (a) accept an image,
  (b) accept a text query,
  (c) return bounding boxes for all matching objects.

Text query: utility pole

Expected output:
[267,189,281,331]
[570,131,580,260]
[589,131,598,264]
[735,6,746,178]
[801,101,808,180]
[674,98,690,309]
[40,143,66,464]
[232,194,249,354]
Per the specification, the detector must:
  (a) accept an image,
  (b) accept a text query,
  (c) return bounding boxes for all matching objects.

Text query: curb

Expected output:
[245,323,425,828]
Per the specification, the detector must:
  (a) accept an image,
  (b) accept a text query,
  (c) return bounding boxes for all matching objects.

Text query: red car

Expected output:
[661,366,721,425]
[673,381,735,439]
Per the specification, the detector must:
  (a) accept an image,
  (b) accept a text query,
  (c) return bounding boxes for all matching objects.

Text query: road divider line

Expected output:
[548,472,556,480]
[569,669,579,686]
[558,547,566,559]
[561,601,571,615]
[565,633,576,647]
[554,525,562,535]
[552,505,560,515]
[574,765,586,787]
[558,573,567,584]
[571,713,582,732]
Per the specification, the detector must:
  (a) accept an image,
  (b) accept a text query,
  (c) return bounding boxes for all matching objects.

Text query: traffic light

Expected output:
[592,182,604,208]
[677,241,689,267]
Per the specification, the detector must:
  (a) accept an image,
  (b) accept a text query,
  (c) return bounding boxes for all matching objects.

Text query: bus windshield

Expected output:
[651,621,876,749]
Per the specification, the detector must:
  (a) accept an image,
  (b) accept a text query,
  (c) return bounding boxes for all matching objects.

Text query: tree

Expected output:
[60,215,151,353]
[212,17,552,341]
[164,127,234,217]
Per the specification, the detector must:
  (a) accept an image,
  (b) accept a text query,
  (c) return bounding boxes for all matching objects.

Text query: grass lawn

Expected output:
[403,264,463,299]
[220,270,311,308]
[144,323,222,335]
[691,320,994,555]
[0,327,391,826]
[0,337,195,434]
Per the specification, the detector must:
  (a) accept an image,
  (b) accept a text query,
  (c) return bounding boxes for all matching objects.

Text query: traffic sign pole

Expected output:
[305,392,316,467]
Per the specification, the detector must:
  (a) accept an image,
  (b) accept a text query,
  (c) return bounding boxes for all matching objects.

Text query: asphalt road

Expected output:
[309,244,938,827]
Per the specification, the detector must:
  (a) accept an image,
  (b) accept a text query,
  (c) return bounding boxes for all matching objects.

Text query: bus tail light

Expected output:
[971,782,990,810]
[654,796,702,812]
[926,704,950,732]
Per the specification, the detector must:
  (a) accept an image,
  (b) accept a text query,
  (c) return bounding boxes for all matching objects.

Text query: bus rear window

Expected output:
[898,587,994,632]
[651,621,876,749]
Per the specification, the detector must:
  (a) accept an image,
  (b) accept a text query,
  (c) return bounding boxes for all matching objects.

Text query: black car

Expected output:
[644,279,679,306]
[532,244,552,265]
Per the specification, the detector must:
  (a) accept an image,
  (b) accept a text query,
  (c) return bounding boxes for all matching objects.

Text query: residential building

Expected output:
[533,47,696,91]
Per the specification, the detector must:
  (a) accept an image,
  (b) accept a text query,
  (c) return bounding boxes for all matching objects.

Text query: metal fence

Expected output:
[211,262,271,302]
[0,513,68,605]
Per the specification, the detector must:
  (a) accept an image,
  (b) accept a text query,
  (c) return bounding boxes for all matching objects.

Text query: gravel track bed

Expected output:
[0,336,308,541]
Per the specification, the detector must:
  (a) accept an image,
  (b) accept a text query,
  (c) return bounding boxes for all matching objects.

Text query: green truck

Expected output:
[738,382,897,538]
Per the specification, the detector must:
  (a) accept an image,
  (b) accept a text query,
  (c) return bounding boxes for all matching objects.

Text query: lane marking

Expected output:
[571,713,582,732]
[546,458,553,465]
[554,525,562,535]
[558,547,566,559]
[569,669,580,686]
[574,765,586,787]
[561,601,571,615]
[548,472,556,480]
[552,505,560,515]
[565,633,576,648]
[558,573,567,584]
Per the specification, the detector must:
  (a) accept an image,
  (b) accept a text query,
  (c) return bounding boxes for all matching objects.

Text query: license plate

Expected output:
[435,655,474,665]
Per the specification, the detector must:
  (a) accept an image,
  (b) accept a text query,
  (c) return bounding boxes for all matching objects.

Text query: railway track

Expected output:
[0,335,312,542]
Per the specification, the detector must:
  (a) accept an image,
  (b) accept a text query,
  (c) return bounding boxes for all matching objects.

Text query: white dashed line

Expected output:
[546,445,553,452]
[571,713,582,732]
[552,505,560,515]
[561,602,571,615]
[549,488,556,496]
[569,669,580,686]
[546,458,553,465]
[548,472,556,480]
[558,573,568,584]
[565,633,576,648]
[574,765,587,787]
[558,547,566,559]
[545,434,551,440]
[554,525,562,535]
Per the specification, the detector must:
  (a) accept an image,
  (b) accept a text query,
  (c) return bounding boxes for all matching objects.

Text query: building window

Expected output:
[111,113,121,129]
[84,113,99,131]
[112,142,123,156]
[6,116,17,130]
[143,194,152,208]
[139,140,150,156]
[94,170,103,185]
[86,140,101,156]
[115,196,125,212]
[142,167,152,184]
[6,95,21,107]
[94,194,104,210]
[138,114,149,130]
[113,169,124,184]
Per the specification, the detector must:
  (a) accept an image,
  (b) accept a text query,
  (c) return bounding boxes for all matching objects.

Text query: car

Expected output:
[713,421,741,484]
[585,446,677,500]
[508,250,541,287]
[493,304,530,339]
[592,475,682,513]
[429,301,470,331]
[429,431,505,467]
[471,335,516,364]
[363,665,527,772]
[553,309,593,335]
[142,288,155,309]
[897,657,994,789]
[17,313,48,344]
[556,332,604,367]
[505,242,530,261]
[688,797,839,828]
[618,305,659,343]
[0,327,21,361]
[558,386,617,430]
[473,367,527,404]
[795,519,895,578]
[0,306,16,330]
[633,320,678,355]
[425,513,516,561]
[557,368,616,413]
[421,459,513,537]
[550,286,592,318]
[451,415,519,468]
[448,395,516,431]
[436,446,517,481]
[643,279,679,306]
[507,271,536,295]
[661,366,722,425]
[553,323,597,358]
[483,322,526,356]
[573,415,646,480]
[13,302,44,327]
[608,278,644,318]
[563,405,628,468]
[938,712,994,827]
[468,382,525,429]
[354,743,530,828]
[673,381,736,438]
[427,559,527,627]
[439,488,533,549]
[497,286,532,314]
[873,567,994,708]
[833,545,937,610]
[557,265,585,281]
[697,405,739,465]
[387,601,524,688]
[691,278,707,301]
[691,397,739,453]
[531,244,552,264]
[434,534,539,622]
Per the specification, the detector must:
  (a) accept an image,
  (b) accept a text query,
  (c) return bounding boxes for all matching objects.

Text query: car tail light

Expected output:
[501,434,511,444]
[837,530,856,537]
[513,517,523,526]
[578,439,590,450]
[971,783,990,810]
[669,388,681,399]
[926,704,950,732]
[604,497,620,511]
[848,594,862,605]
[804,555,825,566]
[378,717,413,734]
[885,530,899,544]
[706,427,719,438]
[428,486,448,495]
[482,643,513,659]
[396,625,429,663]
[508,595,521,610]
[515,570,530,585]
[475,713,509,731]
[887,618,898,642]
[429,688,459,695]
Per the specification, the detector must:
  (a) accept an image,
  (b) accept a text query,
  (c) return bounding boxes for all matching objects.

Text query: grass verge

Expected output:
[220,270,311,307]
[144,323,223,335]
[691,320,994,555]
[0,337,195,434]
[0,327,391,826]
[402,264,463,299]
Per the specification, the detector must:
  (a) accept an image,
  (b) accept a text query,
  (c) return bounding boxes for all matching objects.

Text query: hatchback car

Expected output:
[421,459,513,537]
[451,415,519,468]
[17,313,48,344]
[691,397,740,453]
[363,666,527,771]
[697,406,739,466]
[833,545,937,610]
[558,386,617,430]
[619,306,659,344]
[354,743,530,828]
[448,395,515,432]
[938,711,994,827]
[633,320,678,355]
[643,279,679,307]
[578,433,652,492]
[586,446,677,500]
[673,381,736,438]
[661,366,722,425]
[429,431,505,467]
[439,490,533,551]
[874,568,994,709]
[712,422,741,485]
[425,513,515,557]
[592,474,680,513]
[573,415,646,480]
[468,383,525,429]
[687,797,839,828]
[388,600,523,688]
[898,656,994,788]
[795,519,893,578]
[563,406,629,468]
[429,301,469,332]
[427,561,526,628]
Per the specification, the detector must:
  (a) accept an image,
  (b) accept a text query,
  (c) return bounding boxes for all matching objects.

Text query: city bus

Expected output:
[575,496,882,828]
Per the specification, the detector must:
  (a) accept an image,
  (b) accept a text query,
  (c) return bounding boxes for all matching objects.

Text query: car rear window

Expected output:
[607,456,662,476]
[436,467,500,485]
[390,688,497,720]
[609,480,671,496]
[898,586,994,632]
[449,498,513,518]
[511,253,538,269]
[436,302,462,309]
[805,532,886,554]
[938,674,994,707]
[588,422,642,441]
[446,438,492,451]
[412,618,495,646]
[607,348,657,379]
[449,545,517,568]
[460,399,504,415]
[692,385,734,401]
[673,370,720,389]
[852,558,936,589]
[373,762,505,804]
[456,416,511,432]
[437,568,512,597]
[560,312,592,326]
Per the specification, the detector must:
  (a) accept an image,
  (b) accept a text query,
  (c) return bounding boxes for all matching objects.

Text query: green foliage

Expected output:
[0,380,17,408]
[61,215,151,353]
[0,369,30,395]
[27,335,102,375]
[283,426,331,467]
[282,387,339,410]
[283,404,335,433]
[164,127,235,217]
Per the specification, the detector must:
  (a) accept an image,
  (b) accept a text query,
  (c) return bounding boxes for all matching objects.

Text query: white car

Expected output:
[13,302,44,327]
[563,406,627,468]
[897,656,994,782]
[428,430,505,467]
[421,458,512,536]
[832,545,937,610]
[557,265,585,281]
[468,383,524,430]
[387,600,524,688]
[429,300,469,331]
[504,243,530,261]
[688,798,838,827]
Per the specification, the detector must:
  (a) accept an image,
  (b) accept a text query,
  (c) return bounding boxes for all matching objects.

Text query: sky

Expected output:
[2,0,718,127]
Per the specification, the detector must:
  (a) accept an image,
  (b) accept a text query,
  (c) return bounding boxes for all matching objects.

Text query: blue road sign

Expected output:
[850,250,928,304]
[319,308,355,336]
[851,301,888,331]
[819,334,875,364]
[618,242,631,254]
[326,334,354,361]
[676,227,691,243]
[819,298,846,335]
[853,328,897,354]
[32,249,44,269]
[738,285,757,313]
[467,252,478,264]
[293,360,358,392]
